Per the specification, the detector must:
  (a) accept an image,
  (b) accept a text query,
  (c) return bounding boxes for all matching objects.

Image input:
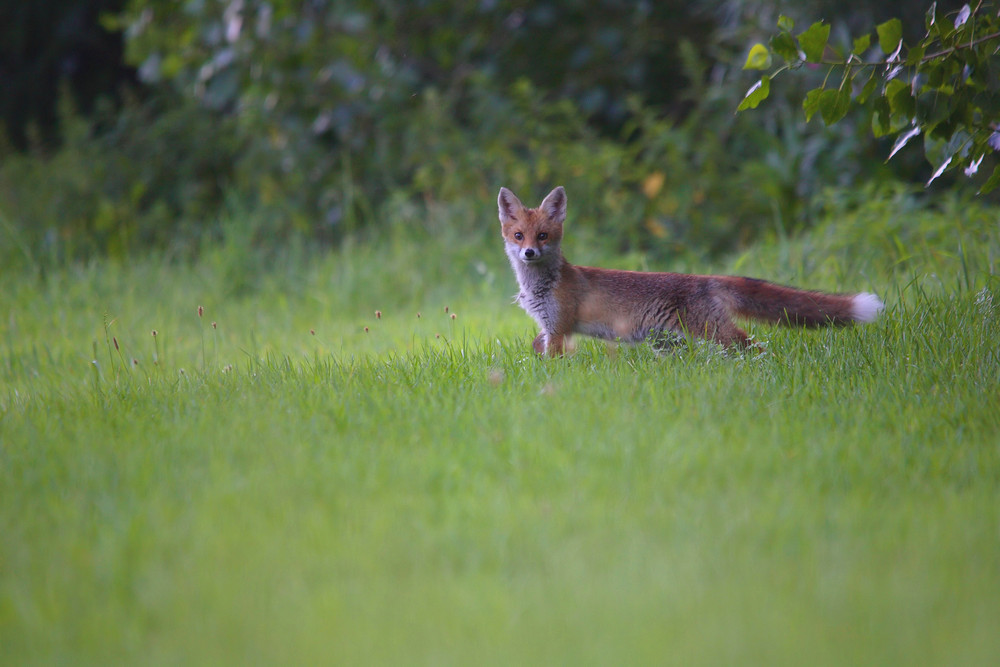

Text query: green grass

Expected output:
[1,199,999,665]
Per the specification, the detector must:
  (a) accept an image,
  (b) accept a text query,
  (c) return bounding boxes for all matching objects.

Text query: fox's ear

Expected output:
[539,186,567,224]
[498,187,525,225]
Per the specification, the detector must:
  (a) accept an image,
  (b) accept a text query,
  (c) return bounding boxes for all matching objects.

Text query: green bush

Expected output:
[110,0,889,251]
[0,91,240,268]
[3,0,991,270]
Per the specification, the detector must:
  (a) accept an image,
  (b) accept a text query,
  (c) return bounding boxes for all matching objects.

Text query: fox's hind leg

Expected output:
[689,311,750,349]
[713,323,750,349]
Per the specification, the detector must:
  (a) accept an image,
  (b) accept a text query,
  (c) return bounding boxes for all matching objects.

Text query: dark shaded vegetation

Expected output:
[0,0,992,270]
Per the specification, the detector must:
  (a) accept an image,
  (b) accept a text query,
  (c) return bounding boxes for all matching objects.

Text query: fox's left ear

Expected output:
[498,187,525,225]
[539,186,567,224]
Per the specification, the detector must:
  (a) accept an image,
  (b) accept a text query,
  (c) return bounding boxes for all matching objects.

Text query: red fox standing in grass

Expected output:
[498,186,884,356]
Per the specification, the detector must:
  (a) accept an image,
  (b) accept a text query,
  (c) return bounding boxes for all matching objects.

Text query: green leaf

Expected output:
[952,17,976,49]
[886,79,914,118]
[924,58,947,88]
[905,45,926,67]
[161,53,184,79]
[926,155,953,185]
[852,34,872,55]
[973,91,1000,118]
[99,12,124,32]
[916,90,953,131]
[777,15,795,32]
[979,164,1000,194]
[798,22,831,62]
[857,75,878,104]
[964,153,984,177]
[930,9,957,41]
[966,55,998,90]
[872,97,892,137]
[737,76,771,111]
[770,32,800,64]
[954,4,971,29]
[819,87,851,125]
[925,130,969,185]
[888,125,922,160]
[743,43,772,70]
[885,79,907,100]
[929,119,957,141]
[926,2,937,32]
[877,18,903,56]
[803,88,824,121]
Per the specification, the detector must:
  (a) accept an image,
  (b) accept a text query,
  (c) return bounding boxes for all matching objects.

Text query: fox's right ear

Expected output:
[539,186,567,224]
[498,187,525,225]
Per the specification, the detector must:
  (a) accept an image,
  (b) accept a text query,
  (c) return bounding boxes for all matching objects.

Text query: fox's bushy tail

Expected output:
[720,276,883,327]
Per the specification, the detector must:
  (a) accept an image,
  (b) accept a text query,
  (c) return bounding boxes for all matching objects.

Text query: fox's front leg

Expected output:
[538,332,567,357]
[532,333,546,355]
[531,332,565,357]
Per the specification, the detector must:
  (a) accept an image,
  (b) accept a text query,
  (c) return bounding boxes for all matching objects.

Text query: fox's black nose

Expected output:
[523,248,536,259]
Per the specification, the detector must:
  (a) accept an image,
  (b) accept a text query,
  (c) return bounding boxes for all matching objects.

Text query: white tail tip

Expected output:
[851,292,884,323]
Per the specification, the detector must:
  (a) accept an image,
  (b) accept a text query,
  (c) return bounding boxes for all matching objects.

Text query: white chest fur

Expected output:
[506,247,562,333]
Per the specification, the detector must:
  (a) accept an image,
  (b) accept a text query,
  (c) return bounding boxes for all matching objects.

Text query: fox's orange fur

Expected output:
[498,186,883,356]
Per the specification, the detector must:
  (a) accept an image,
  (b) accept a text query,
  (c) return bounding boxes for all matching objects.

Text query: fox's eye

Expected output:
[514,232,524,241]
[537,232,548,241]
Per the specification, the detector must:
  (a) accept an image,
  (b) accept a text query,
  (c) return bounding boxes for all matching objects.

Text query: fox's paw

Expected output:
[744,337,769,356]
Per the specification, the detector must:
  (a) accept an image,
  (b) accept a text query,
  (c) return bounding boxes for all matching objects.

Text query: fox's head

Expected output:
[497,186,566,266]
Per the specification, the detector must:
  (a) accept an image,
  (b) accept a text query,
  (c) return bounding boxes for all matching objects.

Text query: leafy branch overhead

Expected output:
[739,1,1000,192]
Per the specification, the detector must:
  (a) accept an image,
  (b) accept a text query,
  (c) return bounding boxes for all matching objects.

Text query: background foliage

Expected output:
[0,0,993,270]
[741,1,1000,191]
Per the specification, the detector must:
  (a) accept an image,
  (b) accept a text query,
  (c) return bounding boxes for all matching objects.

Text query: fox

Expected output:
[498,185,884,356]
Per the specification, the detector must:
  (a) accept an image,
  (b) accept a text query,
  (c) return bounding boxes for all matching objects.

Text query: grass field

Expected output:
[2,198,999,664]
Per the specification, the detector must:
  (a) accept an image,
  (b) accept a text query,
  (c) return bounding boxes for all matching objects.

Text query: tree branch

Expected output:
[922,30,1000,61]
